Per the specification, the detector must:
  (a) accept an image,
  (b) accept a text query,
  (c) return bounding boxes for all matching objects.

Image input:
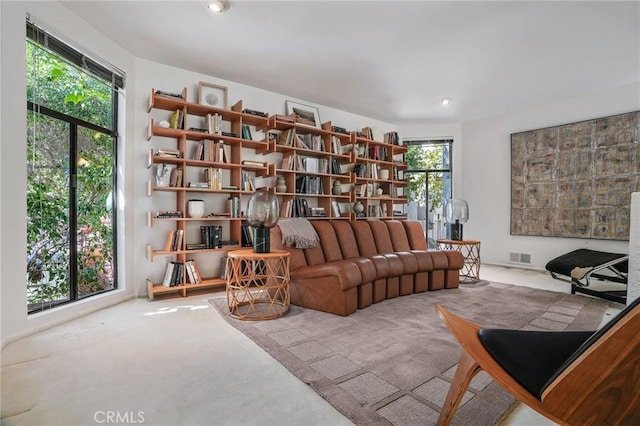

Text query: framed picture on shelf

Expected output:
[285,100,320,128]
[198,81,228,109]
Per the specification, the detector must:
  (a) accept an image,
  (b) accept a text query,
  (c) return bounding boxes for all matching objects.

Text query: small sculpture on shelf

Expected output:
[353,201,365,217]
[332,180,342,195]
[276,176,287,193]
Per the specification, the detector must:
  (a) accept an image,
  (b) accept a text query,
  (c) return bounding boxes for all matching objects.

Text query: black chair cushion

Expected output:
[478,329,593,398]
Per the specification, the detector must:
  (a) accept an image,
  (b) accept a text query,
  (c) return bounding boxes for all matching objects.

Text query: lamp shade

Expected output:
[444,199,469,224]
[246,190,280,228]
[246,190,280,253]
[444,199,469,241]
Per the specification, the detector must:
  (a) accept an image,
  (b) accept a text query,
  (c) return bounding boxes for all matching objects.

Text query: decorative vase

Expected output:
[376,187,384,196]
[353,201,364,215]
[188,199,205,218]
[276,176,287,193]
[332,180,342,195]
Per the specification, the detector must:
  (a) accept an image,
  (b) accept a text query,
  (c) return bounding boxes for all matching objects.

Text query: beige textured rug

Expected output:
[211,281,612,425]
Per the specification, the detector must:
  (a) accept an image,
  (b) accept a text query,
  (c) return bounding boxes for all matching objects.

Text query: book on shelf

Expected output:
[155,210,182,218]
[186,243,207,250]
[164,230,174,252]
[189,182,209,189]
[169,167,183,187]
[157,148,181,158]
[241,124,253,140]
[155,89,183,99]
[169,262,183,286]
[219,256,228,280]
[242,108,266,117]
[278,129,296,146]
[162,262,175,287]
[203,167,222,190]
[185,260,196,284]
[241,225,253,247]
[206,113,222,135]
[240,170,255,191]
[185,259,202,284]
[331,200,341,217]
[168,229,184,251]
[200,225,223,249]
[310,207,326,217]
[162,261,184,287]
[241,159,266,167]
[384,131,399,145]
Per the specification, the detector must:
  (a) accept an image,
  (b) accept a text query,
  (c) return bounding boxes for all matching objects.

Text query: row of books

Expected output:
[200,225,223,249]
[192,140,230,163]
[203,167,223,190]
[359,127,399,145]
[206,113,223,135]
[241,124,253,141]
[353,163,380,179]
[280,196,312,218]
[295,175,324,195]
[169,109,185,130]
[164,229,184,251]
[161,259,202,287]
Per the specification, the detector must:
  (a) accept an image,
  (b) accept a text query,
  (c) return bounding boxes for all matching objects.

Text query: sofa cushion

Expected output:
[402,220,428,250]
[331,221,361,258]
[312,221,344,262]
[351,221,378,257]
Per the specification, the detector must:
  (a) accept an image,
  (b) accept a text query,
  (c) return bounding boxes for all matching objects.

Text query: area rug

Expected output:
[210,281,612,425]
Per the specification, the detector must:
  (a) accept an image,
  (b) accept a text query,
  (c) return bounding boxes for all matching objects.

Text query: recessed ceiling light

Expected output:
[206,0,228,13]
[439,97,452,106]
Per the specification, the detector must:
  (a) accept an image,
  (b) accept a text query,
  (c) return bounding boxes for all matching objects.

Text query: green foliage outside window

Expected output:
[26,41,115,307]
[405,144,447,212]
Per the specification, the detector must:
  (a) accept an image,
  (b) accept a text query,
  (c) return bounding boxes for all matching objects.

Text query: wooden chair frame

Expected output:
[436,300,640,426]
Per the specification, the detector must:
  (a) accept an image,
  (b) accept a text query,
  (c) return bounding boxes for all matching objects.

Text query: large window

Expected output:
[26,19,124,313]
[404,139,453,247]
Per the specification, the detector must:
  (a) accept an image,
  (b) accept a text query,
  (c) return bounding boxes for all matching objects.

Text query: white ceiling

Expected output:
[60,1,640,124]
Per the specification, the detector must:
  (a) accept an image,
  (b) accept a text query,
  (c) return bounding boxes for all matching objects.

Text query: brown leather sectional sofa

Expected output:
[270,219,465,316]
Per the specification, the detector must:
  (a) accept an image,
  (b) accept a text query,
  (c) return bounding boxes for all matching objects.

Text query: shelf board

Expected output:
[146,278,226,300]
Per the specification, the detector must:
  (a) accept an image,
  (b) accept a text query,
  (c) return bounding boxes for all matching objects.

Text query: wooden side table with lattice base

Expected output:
[226,248,290,320]
[437,239,481,283]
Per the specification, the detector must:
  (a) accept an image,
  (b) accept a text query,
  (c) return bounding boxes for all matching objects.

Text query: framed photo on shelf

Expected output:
[198,81,228,109]
[285,100,320,128]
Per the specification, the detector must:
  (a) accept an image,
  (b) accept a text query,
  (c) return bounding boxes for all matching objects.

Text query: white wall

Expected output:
[460,81,640,270]
[1,1,137,346]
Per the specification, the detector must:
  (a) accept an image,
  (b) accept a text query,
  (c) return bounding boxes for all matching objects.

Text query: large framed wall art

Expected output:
[511,111,640,240]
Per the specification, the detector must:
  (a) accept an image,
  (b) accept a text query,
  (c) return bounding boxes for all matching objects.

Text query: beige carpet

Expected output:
[211,281,611,426]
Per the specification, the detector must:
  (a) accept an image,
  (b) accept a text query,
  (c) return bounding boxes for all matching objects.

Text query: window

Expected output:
[404,139,453,247]
[26,19,124,313]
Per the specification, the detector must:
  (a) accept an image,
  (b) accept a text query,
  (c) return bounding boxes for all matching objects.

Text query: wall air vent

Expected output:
[508,252,532,265]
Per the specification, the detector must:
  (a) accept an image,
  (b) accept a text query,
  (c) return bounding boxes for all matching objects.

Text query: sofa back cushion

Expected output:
[385,220,412,251]
[403,221,428,250]
[311,221,343,263]
[351,221,378,257]
[331,221,361,258]
[368,221,395,254]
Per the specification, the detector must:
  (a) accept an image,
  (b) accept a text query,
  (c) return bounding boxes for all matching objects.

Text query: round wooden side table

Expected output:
[226,248,290,320]
[437,239,481,283]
